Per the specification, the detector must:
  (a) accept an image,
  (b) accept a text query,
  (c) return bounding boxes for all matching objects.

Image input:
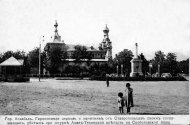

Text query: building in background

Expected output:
[0,56,29,82]
[44,21,113,74]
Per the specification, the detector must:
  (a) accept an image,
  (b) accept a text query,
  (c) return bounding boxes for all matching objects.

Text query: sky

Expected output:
[0,0,190,61]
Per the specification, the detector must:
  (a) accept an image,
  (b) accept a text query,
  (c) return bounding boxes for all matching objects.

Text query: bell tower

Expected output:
[53,20,61,42]
[101,24,112,60]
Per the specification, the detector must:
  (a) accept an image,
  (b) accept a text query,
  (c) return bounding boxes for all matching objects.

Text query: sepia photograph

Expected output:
[0,0,189,122]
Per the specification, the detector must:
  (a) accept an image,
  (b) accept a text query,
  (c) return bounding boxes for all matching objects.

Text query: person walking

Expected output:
[106,74,109,87]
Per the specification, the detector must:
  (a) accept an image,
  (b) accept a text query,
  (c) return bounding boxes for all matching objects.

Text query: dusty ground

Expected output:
[0,78,189,115]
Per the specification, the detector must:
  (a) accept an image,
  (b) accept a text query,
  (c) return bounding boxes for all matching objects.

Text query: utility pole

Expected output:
[39,36,44,82]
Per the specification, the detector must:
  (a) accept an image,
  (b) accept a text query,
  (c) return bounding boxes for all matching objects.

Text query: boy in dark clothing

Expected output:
[106,74,109,87]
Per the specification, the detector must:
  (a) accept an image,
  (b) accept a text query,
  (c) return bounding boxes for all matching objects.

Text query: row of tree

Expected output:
[0,46,189,76]
[112,49,189,76]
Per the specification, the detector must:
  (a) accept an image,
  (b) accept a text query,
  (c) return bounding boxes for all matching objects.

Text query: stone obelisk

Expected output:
[130,43,143,77]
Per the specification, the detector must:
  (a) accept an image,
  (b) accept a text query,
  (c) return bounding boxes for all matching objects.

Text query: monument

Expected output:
[130,43,143,77]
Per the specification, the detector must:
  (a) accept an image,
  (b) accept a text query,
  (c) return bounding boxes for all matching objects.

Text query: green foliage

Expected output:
[90,75,187,81]
[27,47,47,74]
[165,53,177,75]
[72,45,92,62]
[151,50,166,74]
[13,50,26,59]
[150,51,189,76]
[153,50,165,65]
[86,52,93,65]
[177,59,189,74]
[89,63,100,76]
[154,50,166,64]
[0,50,26,63]
[0,50,30,74]
[88,62,113,77]
[114,49,134,76]
[27,47,39,68]
[139,53,149,76]
[63,64,89,77]
[45,47,67,74]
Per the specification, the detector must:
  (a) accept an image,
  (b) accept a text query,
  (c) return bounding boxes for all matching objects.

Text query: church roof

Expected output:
[66,44,101,51]
[0,56,24,66]
[66,44,75,51]
[66,58,108,62]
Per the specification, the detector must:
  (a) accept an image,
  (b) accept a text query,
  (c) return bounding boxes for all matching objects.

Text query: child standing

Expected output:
[125,83,134,113]
[117,92,125,114]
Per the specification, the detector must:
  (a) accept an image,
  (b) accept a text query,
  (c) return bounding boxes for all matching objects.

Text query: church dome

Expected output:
[103,24,109,32]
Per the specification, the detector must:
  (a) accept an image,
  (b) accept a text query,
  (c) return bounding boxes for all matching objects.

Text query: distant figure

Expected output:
[125,83,134,113]
[117,92,125,114]
[106,74,109,87]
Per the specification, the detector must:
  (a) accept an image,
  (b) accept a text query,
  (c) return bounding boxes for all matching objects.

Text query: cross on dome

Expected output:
[103,24,109,33]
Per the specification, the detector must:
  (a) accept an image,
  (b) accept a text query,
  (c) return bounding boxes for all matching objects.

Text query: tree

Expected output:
[177,59,189,74]
[1,51,14,62]
[27,47,42,74]
[28,48,40,68]
[114,49,134,76]
[166,52,177,75]
[13,50,26,59]
[152,50,166,74]
[72,45,92,62]
[154,50,165,64]
[0,50,26,63]
[86,52,93,64]
[22,56,30,74]
[45,47,67,74]
[89,63,100,76]
[139,53,149,76]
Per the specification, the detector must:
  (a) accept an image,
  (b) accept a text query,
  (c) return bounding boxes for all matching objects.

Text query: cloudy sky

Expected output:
[0,0,190,60]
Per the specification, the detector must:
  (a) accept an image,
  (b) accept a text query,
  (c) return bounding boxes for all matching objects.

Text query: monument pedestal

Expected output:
[130,58,143,77]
